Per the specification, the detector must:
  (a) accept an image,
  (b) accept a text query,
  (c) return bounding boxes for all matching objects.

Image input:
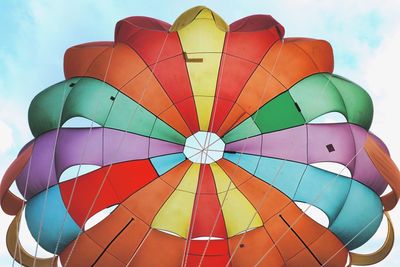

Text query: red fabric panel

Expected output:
[230,15,285,37]
[186,240,231,267]
[189,239,230,255]
[116,24,181,65]
[115,19,199,133]
[175,97,200,134]
[59,160,157,226]
[225,28,281,62]
[209,28,280,132]
[190,165,227,238]
[153,57,199,133]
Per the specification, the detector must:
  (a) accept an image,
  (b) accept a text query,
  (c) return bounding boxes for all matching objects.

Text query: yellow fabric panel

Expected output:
[210,164,263,237]
[178,9,225,53]
[176,163,200,193]
[210,162,235,193]
[194,96,215,131]
[170,6,228,32]
[178,9,225,130]
[151,164,200,238]
[218,189,263,237]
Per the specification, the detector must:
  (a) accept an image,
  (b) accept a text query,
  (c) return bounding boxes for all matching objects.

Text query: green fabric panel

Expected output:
[28,79,78,137]
[222,117,261,144]
[289,74,348,122]
[105,93,185,144]
[105,93,156,137]
[289,73,373,130]
[329,75,373,129]
[251,92,305,133]
[151,119,186,144]
[61,78,117,126]
[28,77,185,144]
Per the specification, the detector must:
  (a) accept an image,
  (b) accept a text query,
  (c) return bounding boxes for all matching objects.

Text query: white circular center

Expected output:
[183,131,225,164]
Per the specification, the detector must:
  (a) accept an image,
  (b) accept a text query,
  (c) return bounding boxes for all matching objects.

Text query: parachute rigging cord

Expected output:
[1,5,399,267]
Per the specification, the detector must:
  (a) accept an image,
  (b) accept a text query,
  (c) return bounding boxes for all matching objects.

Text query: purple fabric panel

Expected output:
[225,126,307,162]
[307,123,356,172]
[224,122,388,196]
[262,125,307,162]
[350,125,388,195]
[103,129,150,165]
[149,138,184,158]
[16,131,58,199]
[225,135,262,155]
[15,127,183,200]
[55,128,103,177]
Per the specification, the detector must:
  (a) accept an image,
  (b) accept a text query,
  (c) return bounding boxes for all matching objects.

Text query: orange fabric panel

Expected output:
[72,43,146,85]
[0,144,33,215]
[286,249,321,267]
[216,67,285,136]
[120,68,172,115]
[59,233,108,266]
[64,42,191,135]
[159,105,192,137]
[217,159,253,186]
[127,229,185,267]
[217,38,333,135]
[93,252,125,267]
[121,68,191,135]
[64,42,112,79]
[264,215,306,261]
[122,179,173,225]
[85,206,140,248]
[122,161,191,224]
[261,38,333,88]
[265,203,347,266]
[286,37,334,73]
[107,217,150,263]
[228,227,284,267]
[365,135,400,211]
[309,230,348,267]
[279,204,326,245]
[217,105,247,137]
[160,160,192,188]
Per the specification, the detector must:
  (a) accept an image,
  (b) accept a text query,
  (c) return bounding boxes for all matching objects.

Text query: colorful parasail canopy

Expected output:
[1,6,400,267]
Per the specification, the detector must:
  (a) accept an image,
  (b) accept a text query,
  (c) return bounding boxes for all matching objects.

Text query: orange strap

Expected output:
[364,135,400,211]
[0,144,33,215]
[6,210,58,267]
[349,212,394,266]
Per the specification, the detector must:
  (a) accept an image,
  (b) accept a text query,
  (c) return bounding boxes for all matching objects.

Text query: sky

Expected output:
[0,0,399,266]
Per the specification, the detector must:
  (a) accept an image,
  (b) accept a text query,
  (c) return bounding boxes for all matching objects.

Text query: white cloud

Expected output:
[0,121,13,155]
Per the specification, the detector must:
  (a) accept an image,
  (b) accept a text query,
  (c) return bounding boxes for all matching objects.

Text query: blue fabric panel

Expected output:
[294,166,351,222]
[224,153,383,249]
[150,153,186,175]
[329,182,383,249]
[25,185,81,253]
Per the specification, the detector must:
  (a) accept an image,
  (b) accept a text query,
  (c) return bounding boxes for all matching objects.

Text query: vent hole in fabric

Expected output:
[295,201,329,228]
[352,215,388,254]
[19,209,54,257]
[62,117,101,128]
[311,162,352,178]
[84,205,118,231]
[309,112,347,124]
[59,165,101,183]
